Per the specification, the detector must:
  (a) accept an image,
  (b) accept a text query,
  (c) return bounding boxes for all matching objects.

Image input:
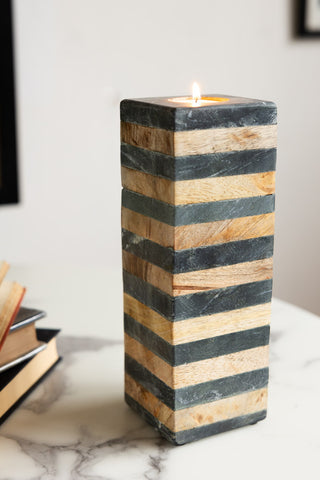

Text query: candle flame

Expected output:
[192,82,201,105]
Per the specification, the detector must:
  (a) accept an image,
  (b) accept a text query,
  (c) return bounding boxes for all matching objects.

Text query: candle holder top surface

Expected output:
[120,94,277,131]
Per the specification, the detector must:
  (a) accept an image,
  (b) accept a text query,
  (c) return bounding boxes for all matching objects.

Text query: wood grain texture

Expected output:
[125,373,268,433]
[121,122,174,156]
[121,207,174,248]
[174,213,275,249]
[126,353,269,410]
[124,293,271,345]
[174,172,275,204]
[174,124,277,156]
[123,293,172,343]
[173,258,273,295]
[122,229,274,274]
[121,166,174,204]
[122,250,172,296]
[125,315,269,366]
[171,303,271,344]
[121,97,275,443]
[124,269,273,321]
[121,122,277,156]
[123,250,273,295]
[126,393,267,444]
[122,208,274,249]
[125,334,269,388]
[122,166,275,205]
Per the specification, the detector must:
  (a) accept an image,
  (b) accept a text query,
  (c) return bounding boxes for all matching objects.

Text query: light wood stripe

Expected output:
[121,122,277,156]
[125,334,269,388]
[173,258,273,295]
[121,207,275,249]
[122,251,172,296]
[175,172,275,204]
[125,373,268,433]
[122,166,173,203]
[121,207,174,248]
[175,212,275,249]
[124,293,271,345]
[121,122,174,156]
[174,124,277,156]
[122,250,273,296]
[122,166,275,205]
[124,293,172,342]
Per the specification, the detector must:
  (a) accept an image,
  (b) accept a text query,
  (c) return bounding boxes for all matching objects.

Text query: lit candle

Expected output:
[120,87,277,445]
[169,82,229,107]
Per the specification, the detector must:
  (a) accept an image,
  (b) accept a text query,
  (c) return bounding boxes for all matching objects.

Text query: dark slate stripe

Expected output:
[124,313,174,364]
[122,189,275,226]
[125,394,267,445]
[121,144,175,180]
[121,100,176,130]
[122,229,173,272]
[123,270,173,319]
[124,313,270,366]
[174,280,272,320]
[125,354,269,410]
[122,189,175,225]
[126,354,175,408]
[174,236,274,272]
[123,270,272,321]
[121,98,277,131]
[121,143,277,181]
[122,229,274,273]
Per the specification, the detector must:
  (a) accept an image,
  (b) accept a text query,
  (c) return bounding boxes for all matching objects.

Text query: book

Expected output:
[0,307,47,372]
[0,280,25,349]
[0,262,9,284]
[0,329,61,423]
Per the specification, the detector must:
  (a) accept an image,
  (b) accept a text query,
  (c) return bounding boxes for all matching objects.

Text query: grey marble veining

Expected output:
[120,96,277,131]
[125,354,269,410]
[124,313,270,366]
[1,298,320,479]
[122,189,275,226]
[6,424,170,480]
[0,335,172,480]
[123,270,272,320]
[121,144,277,181]
[122,229,274,273]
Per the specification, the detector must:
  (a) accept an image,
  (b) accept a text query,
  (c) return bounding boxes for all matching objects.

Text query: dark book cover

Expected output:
[11,307,46,332]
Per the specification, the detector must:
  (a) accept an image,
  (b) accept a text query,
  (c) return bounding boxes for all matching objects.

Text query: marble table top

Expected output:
[0,266,319,480]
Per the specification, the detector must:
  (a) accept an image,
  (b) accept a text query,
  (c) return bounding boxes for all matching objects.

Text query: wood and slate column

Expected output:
[120,95,277,445]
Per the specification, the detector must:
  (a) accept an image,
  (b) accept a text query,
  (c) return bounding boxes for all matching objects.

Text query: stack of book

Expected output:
[0,261,61,424]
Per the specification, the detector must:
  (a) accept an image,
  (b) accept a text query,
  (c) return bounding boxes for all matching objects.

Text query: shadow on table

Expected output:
[3,384,169,450]
[1,336,173,452]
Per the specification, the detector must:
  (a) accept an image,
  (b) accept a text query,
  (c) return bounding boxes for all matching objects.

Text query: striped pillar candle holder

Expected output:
[120,94,277,445]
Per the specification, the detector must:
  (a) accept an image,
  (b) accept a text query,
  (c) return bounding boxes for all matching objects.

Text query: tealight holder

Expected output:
[120,92,277,444]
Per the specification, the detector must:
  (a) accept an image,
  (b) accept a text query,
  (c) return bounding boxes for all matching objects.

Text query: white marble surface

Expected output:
[1,265,320,480]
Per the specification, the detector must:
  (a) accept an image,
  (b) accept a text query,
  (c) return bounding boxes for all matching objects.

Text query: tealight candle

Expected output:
[120,86,277,445]
[169,82,229,107]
